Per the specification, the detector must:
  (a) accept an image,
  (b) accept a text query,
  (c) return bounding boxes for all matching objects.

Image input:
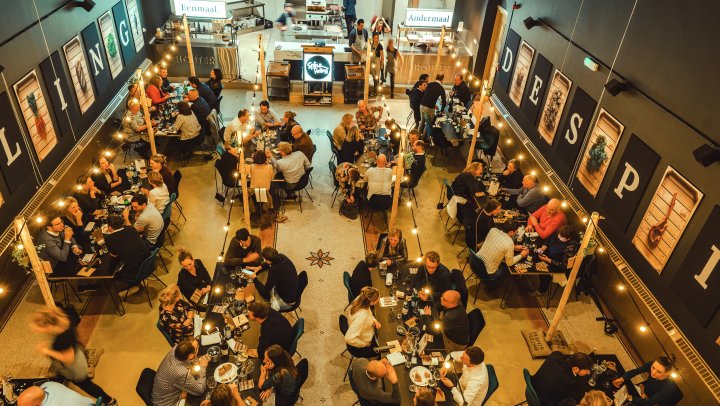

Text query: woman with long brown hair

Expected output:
[344,286,381,358]
[258,344,298,405]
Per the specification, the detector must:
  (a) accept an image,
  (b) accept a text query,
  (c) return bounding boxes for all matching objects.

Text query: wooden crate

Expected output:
[632,167,703,273]
[576,109,624,197]
[509,41,534,107]
[538,69,572,144]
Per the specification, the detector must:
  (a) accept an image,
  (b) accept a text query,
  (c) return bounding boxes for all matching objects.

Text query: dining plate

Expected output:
[409,366,432,386]
[214,362,238,384]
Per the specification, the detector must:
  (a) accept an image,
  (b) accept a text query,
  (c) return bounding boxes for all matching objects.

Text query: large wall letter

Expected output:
[0,93,34,194]
[613,162,640,199]
[493,29,521,94]
[554,87,596,181]
[81,22,112,97]
[520,53,553,128]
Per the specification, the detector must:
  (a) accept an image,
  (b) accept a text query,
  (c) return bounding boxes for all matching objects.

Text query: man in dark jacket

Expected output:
[104,214,151,281]
[249,247,299,311]
[450,73,472,107]
[532,351,593,405]
[419,74,447,137]
[188,76,217,109]
[247,301,294,358]
[438,290,469,352]
[412,251,452,303]
[406,74,429,128]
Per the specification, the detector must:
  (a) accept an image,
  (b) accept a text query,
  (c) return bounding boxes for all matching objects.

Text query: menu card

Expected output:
[386,352,406,366]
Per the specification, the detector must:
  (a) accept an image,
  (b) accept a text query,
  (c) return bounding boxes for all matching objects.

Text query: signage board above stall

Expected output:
[303,53,333,82]
[405,8,454,28]
[172,0,227,18]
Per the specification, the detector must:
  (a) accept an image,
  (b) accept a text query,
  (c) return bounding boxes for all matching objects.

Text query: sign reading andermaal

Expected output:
[173,0,227,18]
[405,9,454,28]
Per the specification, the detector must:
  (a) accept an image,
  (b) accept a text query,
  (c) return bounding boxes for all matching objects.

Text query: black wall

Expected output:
[481,0,720,402]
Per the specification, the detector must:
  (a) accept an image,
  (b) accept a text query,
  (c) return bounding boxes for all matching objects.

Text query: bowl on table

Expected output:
[214,362,239,384]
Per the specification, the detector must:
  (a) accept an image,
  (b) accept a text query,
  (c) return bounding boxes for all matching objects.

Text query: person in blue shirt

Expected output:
[276,3,296,30]
[343,0,357,37]
[17,381,95,406]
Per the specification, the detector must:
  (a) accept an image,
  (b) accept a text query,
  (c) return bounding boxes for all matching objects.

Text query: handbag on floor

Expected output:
[339,199,359,219]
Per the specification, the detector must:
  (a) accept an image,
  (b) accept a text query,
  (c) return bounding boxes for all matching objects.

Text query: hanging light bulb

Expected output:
[171,45,177,51]
[530,170,537,176]
[639,325,648,333]
[103,150,111,157]
[670,372,678,379]
[406,202,412,207]
[176,35,182,41]
[490,106,495,112]
[57,200,65,207]
[598,246,605,253]
[412,228,418,234]
[617,284,625,291]
[16,243,24,250]
[582,216,588,223]
[505,139,512,145]
[144,71,151,77]
[116,132,124,139]
[92,167,100,174]
[461,68,467,74]
[223,225,229,232]
[416,257,422,263]
[35,216,43,223]
[455,61,461,67]
[517,154,524,160]
[153,67,159,73]
[543,186,550,192]
[76,185,83,191]
[561,201,568,208]
[214,287,221,294]
[218,254,223,261]
[498,122,503,128]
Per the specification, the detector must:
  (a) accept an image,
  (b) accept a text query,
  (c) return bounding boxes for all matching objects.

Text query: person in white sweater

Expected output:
[440,346,489,406]
[344,286,381,358]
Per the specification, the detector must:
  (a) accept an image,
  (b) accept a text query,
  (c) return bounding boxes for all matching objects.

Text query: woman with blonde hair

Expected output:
[340,125,365,163]
[377,228,408,266]
[158,284,196,345]
[61,196,90,246]
[333,113,354,150]
[149,154,176,194]
[452,160,487,227]
[344,286,381,357]
[579,390,612,406]
[250,149,276,210]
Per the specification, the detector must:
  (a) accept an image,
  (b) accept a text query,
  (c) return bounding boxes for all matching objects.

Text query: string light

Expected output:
[223,225,229,231]
[530,170,537,176]
[598,246,605,253]
[582,216,588,223]
[639,324,648,333]
[218,254,223,261]
[193,364,201,373]
[0,287,4,294]
[57,200,65,207]
[16,244,23,250]
[617,284,626,291]
[456,61,462,68]
[153,67,159,73]
[171,45,177,51]
[416,257,422,263]
[412,228,418,234]
[204,323,211,332]
[115,132,123,139]
[561,201,568,208]
[92,167,100,174]
[103,150,111,157]
[505,139,512,145]
[543,186,550,192]
[76,185,82,191]
[444,361,451,369]
[214,287,221,294]
[490,106,495,112]
[517,154,524,160]
[498,122,503,128]
[35,216,43,223]
[670,372,678,379]
[433,322,441,330]
[406,202,412,207]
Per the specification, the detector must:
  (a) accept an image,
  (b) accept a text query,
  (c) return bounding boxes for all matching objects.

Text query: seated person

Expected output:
[258,345,299,405]
[73,176,103,214]
[17,381,95,406]
[267,142,311,195]
[377,228,408,266]
[177,248,211,305]
[413,388,436,406]
[365,154,393,202]
[186,89,211,132]
[173,101,202,158]
[36,216,81,270]
[333,113,354,150]
[437,290,469,352]
[412,251,452,303]
[532,352,593,405]
[356,100,383,134]
[61,197,90,247]
[123,194,164,247]
[335,162,362,205]
[146,75,171,106]
[440,346,489,405]
[277,111,299,143]
[247,247,299,311]
[224,228,262,267]
[344,286,381,357]
[499,158,524,189]
[206,68,223,98]
[255,100,283,130]
[339,126,365,164]
[466,199,501,250]
[143,171,170,213]
[92,156,125,194]
[104,215,151,281]
[158,66,174,93]
[201,384,243,406]
[121,100,152,146]
[349,253,377,298]
[224,109,259,149]
[453,161,487,225]
[351,358,400,405]
[476,220,529,278]
[152,338,208,406]
[246,301,293,358]
[407,128,420,150]
[158,284,196,345]
[612,355,679,406]
[249,150,275,209]
[402,140,427,188]
[187,76,217,109]
[502,174,545,214]
[149,154,176,195]
[527,198,567,241]
[217,141,240,182]
[291,125,314,162]
[535,225,579,294]
[450,73,472,107]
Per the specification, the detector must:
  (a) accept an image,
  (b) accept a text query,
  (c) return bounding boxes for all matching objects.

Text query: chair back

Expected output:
[215,158,238,188]
[329,161,339,187]
[215,95,223,114]
[154,222,167,249]
[670,388,683,405]
[206,109,221,146]
[339,314,349,335]
[368,194,393,211]
[136,368,156,406]
[289,318,305,355]
[343,271,353,303]
[129,249,158,285]
[156,320,174,346]
[347,365,374,406]
[450,269,468,309]
[293,168,313,191]
[376,233,388,251]
[172,170,182,198]
[469,248,491,281]
[95,397,103,406]
[523,368,541,406]
[482,364,499,405]
[467,308,486,346]
[288,359,309,405]
[443,178,455,201]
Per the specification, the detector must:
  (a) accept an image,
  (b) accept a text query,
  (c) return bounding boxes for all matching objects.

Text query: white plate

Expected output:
[409,366,432,386]
[214,362,238,384]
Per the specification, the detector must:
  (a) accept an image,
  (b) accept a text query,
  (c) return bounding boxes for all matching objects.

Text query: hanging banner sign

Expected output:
[112,0,136,65]
[173,0,227,18]
[0,92,34,195]
[495,29,521,94]
[520,53,553,128]
[405,8,454,28]
[81,22,112,96]
[553,87,596,181]
[40,52,80,140]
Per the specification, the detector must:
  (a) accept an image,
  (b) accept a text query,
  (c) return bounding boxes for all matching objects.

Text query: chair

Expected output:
[450,269,468,309]
[340,315,377,382]
[153,223,171,271]
[515,368,540,406]
[289,318,305,357]
[440,179,461,231]
[309,145,317,187]
[156,320,174,346]
[94,397,104,406]
[466,248,498,303]
[160,196,175,246]
[214,159,243,208]
[283,168,313,213]
[400,162,424,208]
[348,365,375,406]
[467,308,486,346]
[287,358,309,405]
[215,95,224,123]
[482,364,499,405]
[136,368,156,406]
[326,130,340,163]
[329,161,340,208]
[364,194,392,232]
[343,271,354,303]
[281,271,308,319]
[206,109,221,149]
[172,170,187,221]
[122,249,163,307]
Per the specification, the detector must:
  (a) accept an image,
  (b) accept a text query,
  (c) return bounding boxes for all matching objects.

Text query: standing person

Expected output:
[419,74,447,138]
[17,381,96,406]
[30,307,118,405]
[275,3,297,32]
[344,286,381,357]
[439,346,490,406]
[206,68,223,98]
[407,77,428,128]
[177,248,212,306]
[370,33,384,95]
[258,345,298,405]
[371,17,391,39]
[348,19,369,64]
[612,356,679,406]
[532,352,593,405]
[384,39,402,98]
[158,284,196,345]
[333,113,354,150]
[247,247,299,311]
[149,154,176,195]
[343,0,357,38]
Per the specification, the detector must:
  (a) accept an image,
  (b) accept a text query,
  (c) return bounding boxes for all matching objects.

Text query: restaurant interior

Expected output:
[0,0,718,405]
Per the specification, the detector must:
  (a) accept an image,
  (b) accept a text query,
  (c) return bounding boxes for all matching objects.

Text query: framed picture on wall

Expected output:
[98,10,124,79]
[508,41,534,107]
[575,108,624,197]
[12,71,58,162]
[125,0,144,53]
[632,167,703,273]
[538,69,572,144]
[62,36,95,114]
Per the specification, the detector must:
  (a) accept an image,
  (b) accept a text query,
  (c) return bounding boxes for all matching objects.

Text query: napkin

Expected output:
[254,188,268,203]
[84,222,95,232]
[386,352,406,366]
[193,315,203,337]
[201,331,222,346]
[379,297,397,307]
[233,314,250,328]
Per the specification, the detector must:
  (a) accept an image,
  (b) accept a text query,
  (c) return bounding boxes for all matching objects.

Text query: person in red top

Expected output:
[146,75,171,106]
[526,198,567,240]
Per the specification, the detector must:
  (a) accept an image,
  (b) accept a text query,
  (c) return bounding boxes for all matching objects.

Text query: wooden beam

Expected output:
[363,39,373,104]
[258,34,268,101]
[182,14,196,77]
[545,212,601,341]
[136,69,157,156]
[433,26,446,80]
[239,147,251,230]
[389,129,407,229]
[466,82,488,167]
[14,217,55,309]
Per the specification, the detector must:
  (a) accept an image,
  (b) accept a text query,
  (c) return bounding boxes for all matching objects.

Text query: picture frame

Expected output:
[576,108,624,197]
[125,0,145,53]
[509,41,534,107]
[12,70,58,162]
[538,69,572,144]
[98,10,124,79]
[62,35,95,114]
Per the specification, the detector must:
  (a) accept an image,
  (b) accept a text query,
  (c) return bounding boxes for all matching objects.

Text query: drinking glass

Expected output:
[207,376,217,389]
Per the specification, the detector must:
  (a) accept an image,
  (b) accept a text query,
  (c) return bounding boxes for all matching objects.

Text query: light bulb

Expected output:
[416,257,422,263]
[461,68,467,74]
[433,322,440,330]
[530,170,537,176]
[0,287,4,294]
[233,172,239,178]
[125,117,131,122]
[153,67,158,73]
[165,54,171,60]
[35,216,43,223]
[217,255,223,261]
[16,244,23,250]
[76,185,83,191]
[214,287,221,294]
[598,246,605,253]
[582,217,588,223]
[498,122,503,128]
[412,228,418,234]
[223,225,229,231]
[103,150,111,157]
[381,95,385,101]
[161,61,167,67]
[144,71,151,77]
[617,284,625,291]
[171,45,177,51]
[116,132,123,139]
[424,288,430,294]
[474,80,480,86]
[543,186,550,192]
[639,325,648,333]
[670,372,678,379]
[517,154,524,160]
[406,202,412,207]
[561,201,567,208]
[505,139,512,145]
[444,361,451,369]
[403,176,408,181]
[93,167,100,174]
[58,200,65,207]
[193,364,201,372]
[176,34,181,40]
[490,106,495,112]
[204,323,211,331]
[451,53,456,59]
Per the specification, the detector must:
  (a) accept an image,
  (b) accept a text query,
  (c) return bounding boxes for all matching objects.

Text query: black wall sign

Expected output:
[520,53,553,128]
[81,22,111,96]
[495,29,521,93]
[554,87,597,181]
[672,205,720,327]
[112,1,135,65]
[0,93,35,195]
[602,134,660,232]
[39,52,79,140]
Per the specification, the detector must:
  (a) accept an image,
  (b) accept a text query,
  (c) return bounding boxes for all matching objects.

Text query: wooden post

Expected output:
[545,212,601,341]
[182,14,196,77]
[433,26,446,80]
[239,147,251,230]
[258,34,268,101]
[466,82,487,167]
[363,39,373,104]
[136,69,157,156]
[389,129,407,229]
[14,217,56,309]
